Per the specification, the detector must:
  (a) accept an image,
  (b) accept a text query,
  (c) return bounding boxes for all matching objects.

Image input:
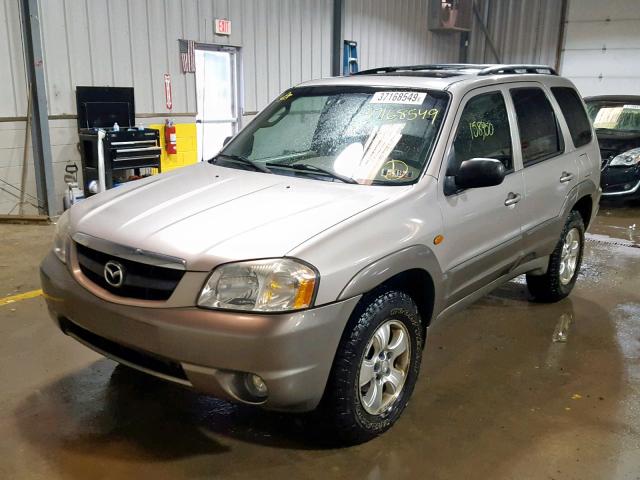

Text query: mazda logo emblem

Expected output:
[104,260,125,288]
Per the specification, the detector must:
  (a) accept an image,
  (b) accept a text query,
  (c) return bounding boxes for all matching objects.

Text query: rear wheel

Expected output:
[526,210,585,302]
[320,290,424,445]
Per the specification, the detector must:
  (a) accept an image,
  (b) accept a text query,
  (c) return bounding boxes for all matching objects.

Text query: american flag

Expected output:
[179,39,195,73]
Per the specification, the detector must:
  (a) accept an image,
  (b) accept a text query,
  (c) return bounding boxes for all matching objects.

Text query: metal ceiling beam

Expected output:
[19,0,56,218]
[331,0,344,76]
[554,0,569,72]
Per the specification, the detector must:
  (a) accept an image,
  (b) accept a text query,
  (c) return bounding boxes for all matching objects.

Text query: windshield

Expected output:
[586,100,640,132]
[218,86,449,185]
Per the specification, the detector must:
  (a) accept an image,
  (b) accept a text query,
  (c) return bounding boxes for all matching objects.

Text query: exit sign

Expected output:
[215,19,231,36]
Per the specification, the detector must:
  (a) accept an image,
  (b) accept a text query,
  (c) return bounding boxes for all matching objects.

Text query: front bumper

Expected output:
[40,252,360,411]
[601,165,640,198]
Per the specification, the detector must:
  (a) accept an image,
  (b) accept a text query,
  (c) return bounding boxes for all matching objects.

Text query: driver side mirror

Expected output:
[445,158,506,195]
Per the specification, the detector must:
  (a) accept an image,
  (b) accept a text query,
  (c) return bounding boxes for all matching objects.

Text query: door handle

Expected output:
[504,192,521,206]
[560,171,575,183]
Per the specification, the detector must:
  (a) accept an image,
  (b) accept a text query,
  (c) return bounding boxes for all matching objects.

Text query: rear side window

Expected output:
[551,87,592,148]
[449,91,513,174]
[510,88,563,165]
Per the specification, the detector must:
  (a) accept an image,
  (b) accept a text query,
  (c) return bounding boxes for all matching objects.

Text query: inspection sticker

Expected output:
[370,91,427,105]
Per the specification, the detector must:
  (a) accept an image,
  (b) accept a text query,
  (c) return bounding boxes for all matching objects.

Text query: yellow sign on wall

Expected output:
[150,122,199,172]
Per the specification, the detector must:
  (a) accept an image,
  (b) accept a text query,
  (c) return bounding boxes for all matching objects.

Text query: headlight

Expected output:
[53,210,71,264]
[610,147,640,167]
[197,258,318,312]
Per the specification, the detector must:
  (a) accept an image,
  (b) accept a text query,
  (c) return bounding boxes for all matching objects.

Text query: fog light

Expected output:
[245,373,268,398]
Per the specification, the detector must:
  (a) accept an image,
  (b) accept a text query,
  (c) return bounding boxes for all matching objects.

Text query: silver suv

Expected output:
[41,64,601,444]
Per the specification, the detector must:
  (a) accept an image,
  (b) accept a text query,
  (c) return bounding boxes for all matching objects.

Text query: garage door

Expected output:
[560,0,640,97]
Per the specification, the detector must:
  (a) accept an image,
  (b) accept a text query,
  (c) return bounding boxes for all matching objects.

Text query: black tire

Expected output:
[526,210,585,303]
[319,290,424,445]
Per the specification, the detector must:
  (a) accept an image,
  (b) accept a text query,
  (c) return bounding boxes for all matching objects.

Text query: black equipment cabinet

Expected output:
[76,86,162,196]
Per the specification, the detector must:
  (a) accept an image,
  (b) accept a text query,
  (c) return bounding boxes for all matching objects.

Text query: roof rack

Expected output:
[477,64,558,76]
[353,63,558,77]
[354,64,488,76]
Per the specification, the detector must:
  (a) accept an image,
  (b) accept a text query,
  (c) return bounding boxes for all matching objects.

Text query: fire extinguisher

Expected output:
[165,119,177,154]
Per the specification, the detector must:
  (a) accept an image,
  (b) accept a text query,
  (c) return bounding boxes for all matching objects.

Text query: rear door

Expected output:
[550,85,599,192]
[507,83,579,255]
[437,86,525,306]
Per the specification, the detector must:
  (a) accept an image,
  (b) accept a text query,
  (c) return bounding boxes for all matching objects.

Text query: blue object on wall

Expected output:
[343,40,358,75]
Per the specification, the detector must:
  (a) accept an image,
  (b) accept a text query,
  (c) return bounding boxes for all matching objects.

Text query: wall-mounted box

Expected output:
[428,0,472,32]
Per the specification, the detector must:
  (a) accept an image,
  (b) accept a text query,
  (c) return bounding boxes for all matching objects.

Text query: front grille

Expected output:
[60,318,188,381]
[76,242,184,301]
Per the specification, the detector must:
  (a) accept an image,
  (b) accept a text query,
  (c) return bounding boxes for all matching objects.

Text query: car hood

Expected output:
[70,163,407,270]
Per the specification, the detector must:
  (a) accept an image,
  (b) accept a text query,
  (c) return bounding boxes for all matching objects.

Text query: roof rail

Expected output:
[353,64,489,75]
[477,64,558,76]
[353,63,558,77]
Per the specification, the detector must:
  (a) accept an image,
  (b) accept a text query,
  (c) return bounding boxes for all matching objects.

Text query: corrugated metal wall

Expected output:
[0,0,27,119]
[0,0,31,215]
[37,0,334,117]
[343,0,461,70]
[468,0,563,68]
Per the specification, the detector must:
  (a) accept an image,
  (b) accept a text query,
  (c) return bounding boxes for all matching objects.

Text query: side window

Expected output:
[448,91,513,175]
[510,88,563,165]
[551,87,593,148]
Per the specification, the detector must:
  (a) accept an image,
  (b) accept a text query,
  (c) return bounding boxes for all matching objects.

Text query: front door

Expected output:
[437,86,525,306]
[195,45,242,161]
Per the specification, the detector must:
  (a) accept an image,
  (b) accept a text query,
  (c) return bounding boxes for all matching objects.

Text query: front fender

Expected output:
[337,245,445,320]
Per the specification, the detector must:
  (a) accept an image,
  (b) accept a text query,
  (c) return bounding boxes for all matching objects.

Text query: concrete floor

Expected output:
[1,204,639,479]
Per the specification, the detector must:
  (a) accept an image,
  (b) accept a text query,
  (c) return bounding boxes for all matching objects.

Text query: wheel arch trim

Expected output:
[566,178,598,228]
[338,245,444,324]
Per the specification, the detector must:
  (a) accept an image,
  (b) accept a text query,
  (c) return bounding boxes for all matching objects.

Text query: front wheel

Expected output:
[526,210,585,302]
[319,290,424,445]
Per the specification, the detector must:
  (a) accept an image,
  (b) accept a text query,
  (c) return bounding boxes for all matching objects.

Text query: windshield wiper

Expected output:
[212,154,272,173]
[266,162,358,184]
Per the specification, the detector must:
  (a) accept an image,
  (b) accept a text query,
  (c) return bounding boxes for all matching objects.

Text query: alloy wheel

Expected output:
[358,320,411,415]
[559,227,580,285]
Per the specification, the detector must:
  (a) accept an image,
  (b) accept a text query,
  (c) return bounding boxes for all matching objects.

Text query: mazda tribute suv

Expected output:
[41,64,601,444]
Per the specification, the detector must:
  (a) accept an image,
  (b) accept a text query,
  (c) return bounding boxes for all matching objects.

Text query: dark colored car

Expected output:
[585,95,640,200]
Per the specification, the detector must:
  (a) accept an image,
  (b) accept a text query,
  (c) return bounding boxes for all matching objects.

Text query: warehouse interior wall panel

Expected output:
[1,0,28,118]
[343,0,461,71]
[0,0,35,215]
[560,0,640,96]
[33,0,335,118]
[468,0,563,67]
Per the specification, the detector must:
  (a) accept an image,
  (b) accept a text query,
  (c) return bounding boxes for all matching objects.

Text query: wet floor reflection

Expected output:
[591,201,640,244]
[552,311,574,343]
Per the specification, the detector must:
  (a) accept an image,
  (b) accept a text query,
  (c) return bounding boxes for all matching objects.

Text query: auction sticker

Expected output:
[370,91,427,105]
